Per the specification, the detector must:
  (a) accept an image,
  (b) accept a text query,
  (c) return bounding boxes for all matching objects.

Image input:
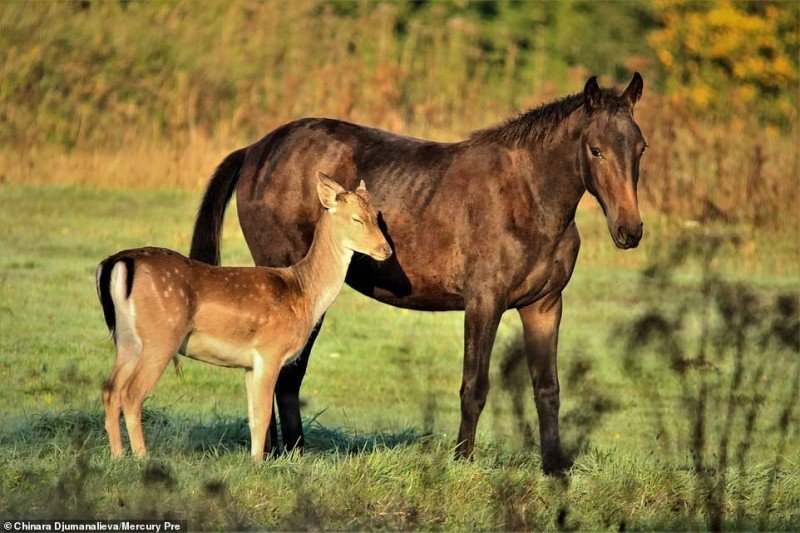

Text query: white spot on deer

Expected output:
[174,268,179,274]
[163,290,169,298]
[179,288,185,297]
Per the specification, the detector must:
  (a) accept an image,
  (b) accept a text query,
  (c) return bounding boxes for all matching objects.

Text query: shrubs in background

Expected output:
[0,0,797,227]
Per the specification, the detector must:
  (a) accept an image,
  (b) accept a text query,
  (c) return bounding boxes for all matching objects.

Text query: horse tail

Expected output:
[189,147,247,265]
[95,255,135,344]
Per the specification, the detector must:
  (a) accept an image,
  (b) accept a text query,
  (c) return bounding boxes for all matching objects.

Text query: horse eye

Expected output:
[590,147,602,158]
[352,216,363,224]
[641,143,648,155]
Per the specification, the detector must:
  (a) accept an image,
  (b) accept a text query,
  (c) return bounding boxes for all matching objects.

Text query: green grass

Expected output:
[0,183,798,529]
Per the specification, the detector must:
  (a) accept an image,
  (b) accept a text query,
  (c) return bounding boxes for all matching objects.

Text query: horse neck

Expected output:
[523,112,587,230]
[291,212,353,322]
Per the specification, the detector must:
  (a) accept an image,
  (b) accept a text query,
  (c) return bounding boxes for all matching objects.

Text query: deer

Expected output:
[95,173,392,459]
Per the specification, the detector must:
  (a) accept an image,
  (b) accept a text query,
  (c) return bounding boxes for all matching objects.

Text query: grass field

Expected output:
[0,183,798,529]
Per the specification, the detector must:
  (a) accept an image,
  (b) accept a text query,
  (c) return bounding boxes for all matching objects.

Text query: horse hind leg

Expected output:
[274,314,325,453]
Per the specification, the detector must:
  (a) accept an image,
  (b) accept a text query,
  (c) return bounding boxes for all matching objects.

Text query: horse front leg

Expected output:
[518,294,565,475]
[455,293,504,460]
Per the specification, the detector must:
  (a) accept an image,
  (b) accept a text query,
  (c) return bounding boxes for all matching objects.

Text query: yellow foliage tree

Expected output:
[649,0,798,124]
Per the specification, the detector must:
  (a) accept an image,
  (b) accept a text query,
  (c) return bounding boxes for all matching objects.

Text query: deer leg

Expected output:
[455,293,504,460]
[245,368,264,456]
[245,369,256,433]
[102,341,139,458]
[248,353,280,460]
[120,343,174,458]
[519,294,565,475]
[274,314,324,453]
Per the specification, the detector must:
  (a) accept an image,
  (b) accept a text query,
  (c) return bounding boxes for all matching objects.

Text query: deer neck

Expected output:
[292,212,353,324]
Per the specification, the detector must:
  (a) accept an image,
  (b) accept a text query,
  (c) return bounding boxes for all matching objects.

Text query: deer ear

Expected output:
[317,172,345,209]
[583,75,601,112]
[355,179,369,200]
[621,72,643,110]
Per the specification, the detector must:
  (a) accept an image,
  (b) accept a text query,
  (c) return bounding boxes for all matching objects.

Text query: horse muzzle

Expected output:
[612,221,643,249]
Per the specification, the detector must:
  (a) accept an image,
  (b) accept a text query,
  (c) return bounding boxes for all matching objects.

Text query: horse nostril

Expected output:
[616,225,627,242]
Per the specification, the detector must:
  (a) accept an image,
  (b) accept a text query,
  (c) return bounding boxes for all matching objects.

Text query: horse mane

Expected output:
[469,88,623,147]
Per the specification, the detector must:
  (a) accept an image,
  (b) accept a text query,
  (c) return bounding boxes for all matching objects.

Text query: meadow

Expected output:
[0,183,797,529]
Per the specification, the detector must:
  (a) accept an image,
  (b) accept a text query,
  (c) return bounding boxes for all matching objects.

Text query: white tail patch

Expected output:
[109,261,142,354]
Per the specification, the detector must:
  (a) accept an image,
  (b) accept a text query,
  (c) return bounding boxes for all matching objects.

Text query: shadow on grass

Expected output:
[496,337,619,473]
[486,228,799,530]
[620,228,799,530]
[0,408,422,457]
[0,410,423,528]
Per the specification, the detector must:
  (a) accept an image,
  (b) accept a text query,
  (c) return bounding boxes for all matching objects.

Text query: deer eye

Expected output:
[590,147,603,158]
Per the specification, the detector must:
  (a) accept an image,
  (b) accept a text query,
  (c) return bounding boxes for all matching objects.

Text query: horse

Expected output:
[189,74,647,474]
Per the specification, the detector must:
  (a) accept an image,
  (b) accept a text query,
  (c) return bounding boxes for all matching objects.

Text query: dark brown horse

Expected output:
[190,74,647,473]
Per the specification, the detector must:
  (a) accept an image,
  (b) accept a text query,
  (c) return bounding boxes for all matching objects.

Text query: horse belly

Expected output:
[348,267,465,311]
[345,221,467,310]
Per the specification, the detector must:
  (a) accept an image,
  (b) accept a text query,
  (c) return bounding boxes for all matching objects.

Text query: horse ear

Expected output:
[317,172,344,209]
[355,179,369,200]
[622,72,643,110]
[583,75,601,112]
